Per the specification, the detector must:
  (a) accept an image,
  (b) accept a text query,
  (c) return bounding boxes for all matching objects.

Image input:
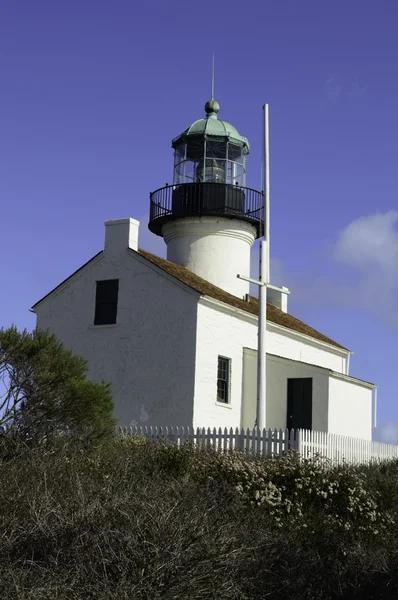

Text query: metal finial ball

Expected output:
[205,99,220,115]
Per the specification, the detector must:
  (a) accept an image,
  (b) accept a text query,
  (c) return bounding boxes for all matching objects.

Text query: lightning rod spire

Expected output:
[211,52,215,100]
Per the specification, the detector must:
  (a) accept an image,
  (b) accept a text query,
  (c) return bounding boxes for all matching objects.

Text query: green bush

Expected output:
[0,325,115,445]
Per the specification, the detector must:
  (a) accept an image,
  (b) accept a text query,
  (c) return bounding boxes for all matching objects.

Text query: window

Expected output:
[94,279,119,325]
[217,356,231,403]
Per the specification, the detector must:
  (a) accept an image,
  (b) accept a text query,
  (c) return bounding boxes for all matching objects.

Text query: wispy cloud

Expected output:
[322,74,367,106]
[374,420,398,445]
[333,211,398,276]
[348,77,368,98]
[331,211,398,327]
[135,209,398,330]
[324,74,343,104]
[274,211,398,330]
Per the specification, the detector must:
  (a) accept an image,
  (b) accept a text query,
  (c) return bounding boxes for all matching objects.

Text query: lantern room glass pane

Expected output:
[186,139,205,161]
[174,161,185,184]
[175,144,186,162]
[233,161,246,187]
[184,160,195,182]
[227,142,244,162]
[206,139,227,159]
[173,138,246,186]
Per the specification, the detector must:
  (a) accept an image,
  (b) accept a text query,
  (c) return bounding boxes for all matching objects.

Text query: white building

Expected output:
[31,98,376,440]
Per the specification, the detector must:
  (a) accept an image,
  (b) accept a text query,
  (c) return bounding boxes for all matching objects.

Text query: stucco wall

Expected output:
[34,249,198,428]
[33,237,350,432]
[194,299,342,430]
[266,326,347,373]
[241,349,330,431]
[162,216,256,299]
[193,301,258,429]
[328,376,373,440]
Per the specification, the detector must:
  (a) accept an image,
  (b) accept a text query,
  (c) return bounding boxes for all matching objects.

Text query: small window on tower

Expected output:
[217,356,231,404]
[94,279,119,325]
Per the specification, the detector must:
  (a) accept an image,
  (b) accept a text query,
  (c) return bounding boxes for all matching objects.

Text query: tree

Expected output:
[0,325,115,441]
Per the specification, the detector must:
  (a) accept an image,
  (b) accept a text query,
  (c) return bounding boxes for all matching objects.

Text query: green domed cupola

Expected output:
[171,99,249,186]
[148,98,264,237]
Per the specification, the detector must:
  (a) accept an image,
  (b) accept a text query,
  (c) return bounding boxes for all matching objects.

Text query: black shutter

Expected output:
[94,279,119,325]
[217,357,230,403]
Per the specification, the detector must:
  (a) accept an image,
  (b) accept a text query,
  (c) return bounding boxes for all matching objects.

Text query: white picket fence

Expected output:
[116,425,398,466]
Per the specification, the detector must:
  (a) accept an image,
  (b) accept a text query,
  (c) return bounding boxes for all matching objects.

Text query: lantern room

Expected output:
[148,99,264,238]
[172,99,248,187]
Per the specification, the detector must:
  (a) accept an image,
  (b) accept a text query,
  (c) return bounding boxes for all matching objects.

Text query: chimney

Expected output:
[104,218,139,254]
[267,285,289,313]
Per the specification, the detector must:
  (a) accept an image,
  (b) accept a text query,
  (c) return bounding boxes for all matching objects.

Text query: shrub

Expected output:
[0,325,115,445]
[1,435,398,599]
[190,448,393,541]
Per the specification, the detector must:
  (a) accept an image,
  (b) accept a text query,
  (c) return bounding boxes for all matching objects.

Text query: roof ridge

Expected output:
[30,245,348,352]
[136,249,348,351]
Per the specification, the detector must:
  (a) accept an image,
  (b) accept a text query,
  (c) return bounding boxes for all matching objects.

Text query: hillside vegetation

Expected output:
[2,434,398,599]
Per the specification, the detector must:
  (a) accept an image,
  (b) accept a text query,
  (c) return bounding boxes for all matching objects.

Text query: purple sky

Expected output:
[1,1,397,442]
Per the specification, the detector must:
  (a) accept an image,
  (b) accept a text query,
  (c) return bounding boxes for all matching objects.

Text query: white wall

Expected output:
[241,350,329,431]
[33,230,351,432]
[194,299,343,431]
[328,376,373,440]
[266,326,347,374]
[163,216,256,299]
[193,301,257,429]
[34,249,199,428]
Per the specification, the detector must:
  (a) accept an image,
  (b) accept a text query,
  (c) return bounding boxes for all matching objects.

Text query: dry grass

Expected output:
[1,435,398,599]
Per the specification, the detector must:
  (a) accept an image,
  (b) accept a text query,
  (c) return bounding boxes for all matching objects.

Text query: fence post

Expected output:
[296,429,302,464]
[113,424,398,466]
[235,427,245,452]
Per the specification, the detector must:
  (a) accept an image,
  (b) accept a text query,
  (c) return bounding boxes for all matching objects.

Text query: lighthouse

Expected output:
[148,99,264,299]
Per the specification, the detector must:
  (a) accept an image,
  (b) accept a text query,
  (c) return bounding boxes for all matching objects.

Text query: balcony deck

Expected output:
[149,182,264,237]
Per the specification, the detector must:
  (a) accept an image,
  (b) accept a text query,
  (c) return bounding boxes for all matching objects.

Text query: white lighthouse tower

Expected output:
[148,98,264,299]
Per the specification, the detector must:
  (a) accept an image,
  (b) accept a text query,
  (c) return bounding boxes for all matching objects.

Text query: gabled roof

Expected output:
[137,249,349,351]
[31,247,349,351]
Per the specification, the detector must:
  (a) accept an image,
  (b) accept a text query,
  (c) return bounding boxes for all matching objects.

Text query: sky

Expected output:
[1,1,397,442]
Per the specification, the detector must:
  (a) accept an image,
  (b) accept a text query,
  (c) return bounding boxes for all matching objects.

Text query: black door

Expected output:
[287,378,313,431]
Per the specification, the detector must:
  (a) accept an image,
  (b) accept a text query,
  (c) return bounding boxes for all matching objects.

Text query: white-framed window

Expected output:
[217,356,231,404]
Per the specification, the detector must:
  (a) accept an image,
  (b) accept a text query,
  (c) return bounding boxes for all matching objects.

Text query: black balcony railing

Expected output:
[149,182,264,237]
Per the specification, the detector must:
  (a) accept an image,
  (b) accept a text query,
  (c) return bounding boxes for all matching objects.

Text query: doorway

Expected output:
[287,378,313,431]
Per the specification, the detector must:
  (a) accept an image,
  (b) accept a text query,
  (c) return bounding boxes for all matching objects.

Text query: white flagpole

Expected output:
[256,104,270,430]
[264,103,270,282]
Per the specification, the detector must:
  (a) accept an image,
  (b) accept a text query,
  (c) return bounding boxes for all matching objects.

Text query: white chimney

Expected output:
[104,218,139,254]
[267,285,289,313]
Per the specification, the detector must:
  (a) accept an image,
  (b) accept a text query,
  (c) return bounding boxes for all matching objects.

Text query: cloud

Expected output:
[333,211,398,276]
[322,74,367,106]
[324,74,343,104]
[373,420,398,445]
[332,211,398,326]
[348,77,367,98]
[279,211,398,329]
[134,210,398,329]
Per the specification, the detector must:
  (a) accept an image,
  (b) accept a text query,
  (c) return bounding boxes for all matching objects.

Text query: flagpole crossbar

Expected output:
[237,274,290,295]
